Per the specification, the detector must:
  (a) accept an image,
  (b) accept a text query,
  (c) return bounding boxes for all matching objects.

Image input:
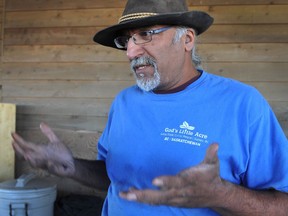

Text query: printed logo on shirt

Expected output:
[160,121,209,147]
[180,121,195,130]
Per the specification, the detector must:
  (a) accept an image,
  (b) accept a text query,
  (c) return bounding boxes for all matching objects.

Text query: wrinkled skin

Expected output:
[120,143,224,208]
[11,123,76,177]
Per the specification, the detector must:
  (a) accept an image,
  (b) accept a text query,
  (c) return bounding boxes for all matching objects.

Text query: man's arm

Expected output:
[120,144,288,215]
[72,159,110,190]
[11,123,110,191]
[213,182,288,216]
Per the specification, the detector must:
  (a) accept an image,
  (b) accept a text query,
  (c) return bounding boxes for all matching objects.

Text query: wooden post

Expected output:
[0,103,16,182]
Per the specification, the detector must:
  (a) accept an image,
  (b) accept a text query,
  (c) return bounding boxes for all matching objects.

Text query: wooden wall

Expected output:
[0,0,287,196]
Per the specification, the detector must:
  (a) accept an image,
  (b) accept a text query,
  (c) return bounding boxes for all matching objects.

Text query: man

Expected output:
[11,0,288,215]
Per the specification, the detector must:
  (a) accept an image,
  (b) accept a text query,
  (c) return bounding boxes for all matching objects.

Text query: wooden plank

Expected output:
[2,62,288,82]
[2,80,287,102]
[247,82,288,101]
[2,80,133,98]
[5,94,287,120]
[16,113,108,132]
[270,101,288,137]
[6,0,126,11]
[200,24,288,43]
[2,45,127,62]
[3,97,113,117]
[2,62,132,81]
[203,62,288,82]
[197,43,288,63]
[4,24,288,46]
[270,101,288,121]
[205,5,288,24]
[4,5,288,28]
[0,0,4,8]
[14,106,287,136]
[281,123,288,137]
[3,27,100,45]
[12,100,288,136]
[0,87,2,102]
[0,103,16,181]
[5,9,122,28]
[3,43,288,63]
[5,0,288,12]
[199,5,288,24]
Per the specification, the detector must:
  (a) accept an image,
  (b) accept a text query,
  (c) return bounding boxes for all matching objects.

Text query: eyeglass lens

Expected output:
[114,26,172,49]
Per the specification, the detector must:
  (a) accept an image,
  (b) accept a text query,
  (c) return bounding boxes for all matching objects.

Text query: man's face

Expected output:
[125,25,188,92]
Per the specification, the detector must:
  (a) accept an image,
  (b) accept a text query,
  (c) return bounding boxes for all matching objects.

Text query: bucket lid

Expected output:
[0,173,56,197]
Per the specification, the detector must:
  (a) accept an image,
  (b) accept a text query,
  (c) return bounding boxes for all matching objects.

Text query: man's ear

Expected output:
[184,29,196,51]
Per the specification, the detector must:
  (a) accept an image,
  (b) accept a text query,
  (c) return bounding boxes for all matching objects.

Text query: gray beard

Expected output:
[130,56,160,92]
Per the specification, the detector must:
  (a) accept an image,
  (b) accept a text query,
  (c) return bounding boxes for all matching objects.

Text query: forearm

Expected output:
[213,180,288,216]
[71,158,110,191]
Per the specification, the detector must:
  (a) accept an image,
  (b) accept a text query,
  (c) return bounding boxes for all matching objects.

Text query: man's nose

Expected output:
[126,38,144,60]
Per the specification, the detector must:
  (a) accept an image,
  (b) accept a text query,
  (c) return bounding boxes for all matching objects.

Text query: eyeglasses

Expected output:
[114,26,172,49]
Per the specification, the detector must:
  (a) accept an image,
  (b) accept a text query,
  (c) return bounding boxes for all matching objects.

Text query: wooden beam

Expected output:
[5,0,288,11]
[2,43,288,63]
[4,24,288,45]
[0,103,16,181]
[4,5,288,28]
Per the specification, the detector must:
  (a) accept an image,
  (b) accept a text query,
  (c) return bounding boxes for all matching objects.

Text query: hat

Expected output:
[93,0,214,50]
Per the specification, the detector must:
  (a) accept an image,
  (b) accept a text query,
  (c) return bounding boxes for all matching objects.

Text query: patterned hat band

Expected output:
[118,12,158,23]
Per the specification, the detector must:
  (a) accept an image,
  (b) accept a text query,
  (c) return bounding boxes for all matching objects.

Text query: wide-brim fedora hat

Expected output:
[93,0,214,50]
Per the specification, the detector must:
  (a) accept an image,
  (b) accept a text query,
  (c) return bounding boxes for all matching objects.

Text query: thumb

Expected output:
[203,143,219,165]
[40,122,59,143]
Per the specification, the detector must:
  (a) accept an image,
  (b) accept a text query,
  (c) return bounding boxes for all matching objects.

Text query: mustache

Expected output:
[130,56,157,72]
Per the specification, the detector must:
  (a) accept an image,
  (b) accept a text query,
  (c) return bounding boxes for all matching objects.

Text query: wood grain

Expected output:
[5,0,288,12]
[3,43,288,63]
[5,5,288,28]
[4,24,288,46]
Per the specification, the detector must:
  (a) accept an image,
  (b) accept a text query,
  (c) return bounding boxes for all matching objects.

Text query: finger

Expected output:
[11,133,34,159]
[11,132,34,151]
[120,188,173,205]
[11,140,26,158]
[40,122,59,143]
[152,175,187,189]
[11,132,26,146]
[203,143,219,164]
[120,188,192,207]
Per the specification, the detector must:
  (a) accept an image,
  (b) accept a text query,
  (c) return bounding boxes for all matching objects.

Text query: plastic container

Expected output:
[0,173,57,216]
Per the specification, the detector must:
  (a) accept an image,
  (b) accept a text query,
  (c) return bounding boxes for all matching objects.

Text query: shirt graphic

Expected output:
[160,121,209,146]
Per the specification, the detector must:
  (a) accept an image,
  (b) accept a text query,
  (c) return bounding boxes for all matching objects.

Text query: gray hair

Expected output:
[172,27,202,69]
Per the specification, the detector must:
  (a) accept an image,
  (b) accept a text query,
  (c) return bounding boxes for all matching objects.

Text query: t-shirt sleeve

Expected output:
[242,95,288,192]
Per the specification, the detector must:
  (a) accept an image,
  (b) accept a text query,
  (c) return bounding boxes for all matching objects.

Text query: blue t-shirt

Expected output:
[98,71,288,215]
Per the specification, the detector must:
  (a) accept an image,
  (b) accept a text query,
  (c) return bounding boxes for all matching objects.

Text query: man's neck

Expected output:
[154,70,201,94]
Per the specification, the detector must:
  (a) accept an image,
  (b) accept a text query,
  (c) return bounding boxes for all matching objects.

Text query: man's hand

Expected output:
[11,123,75,177]
[120,143,225,208]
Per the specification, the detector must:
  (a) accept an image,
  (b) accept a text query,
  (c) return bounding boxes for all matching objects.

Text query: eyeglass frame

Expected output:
[114,26,173,49]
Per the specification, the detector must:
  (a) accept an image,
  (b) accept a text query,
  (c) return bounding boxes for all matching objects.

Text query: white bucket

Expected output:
[0,173,57,216]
